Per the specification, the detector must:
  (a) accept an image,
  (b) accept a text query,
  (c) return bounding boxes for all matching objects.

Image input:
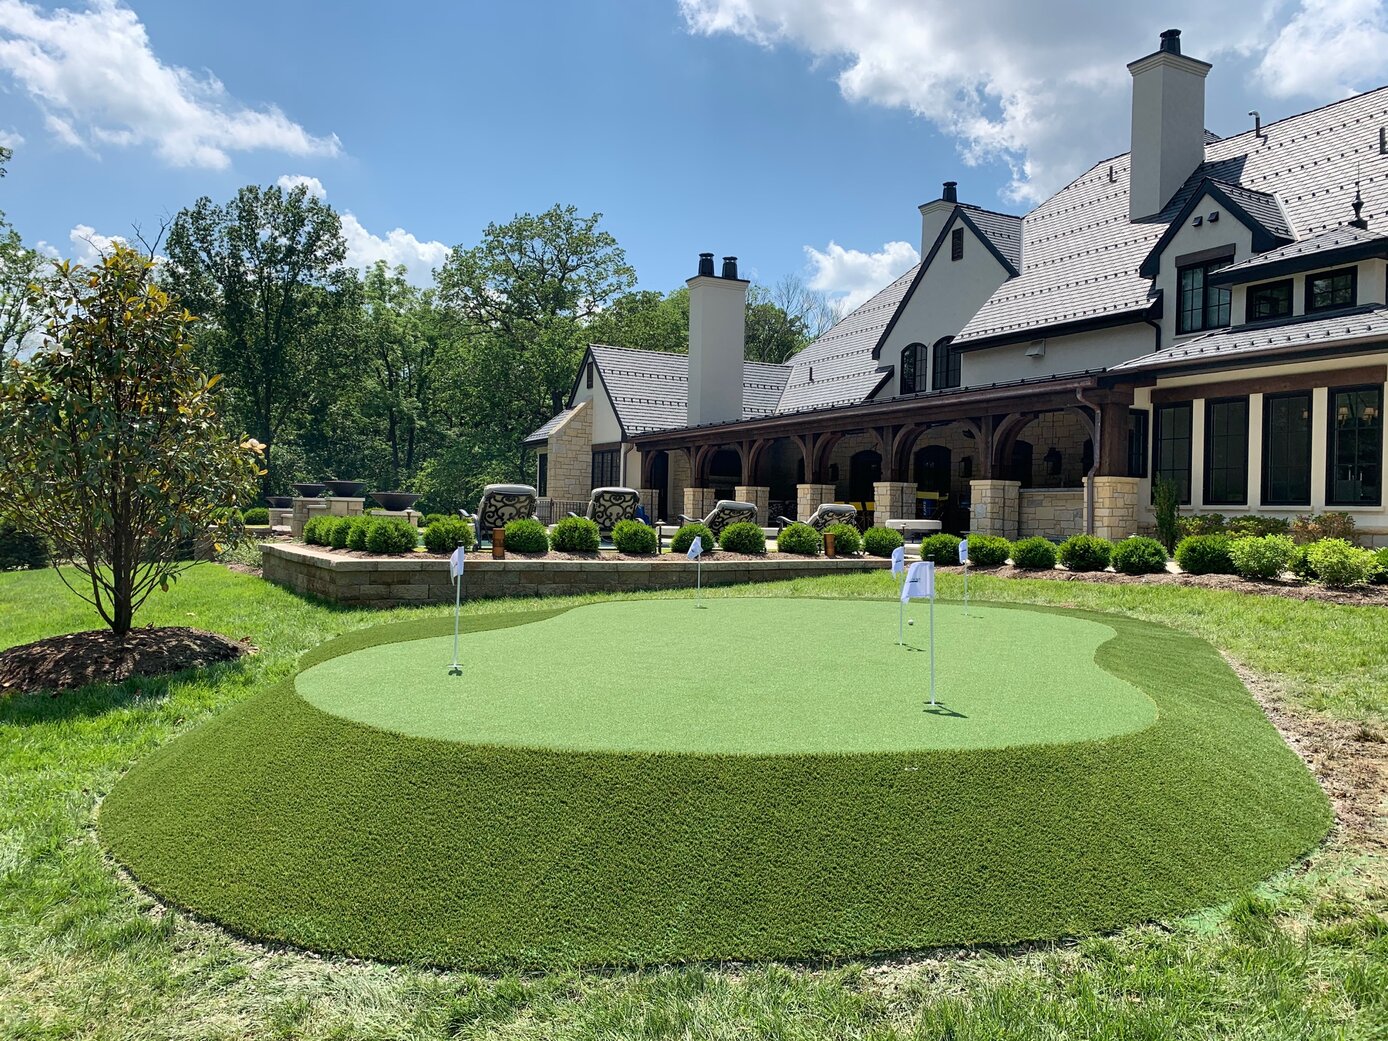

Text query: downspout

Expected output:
[1076,387,1101,536]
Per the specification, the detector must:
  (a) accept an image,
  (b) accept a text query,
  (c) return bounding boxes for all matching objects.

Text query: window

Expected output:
[899,342,926,394]
[1306,267,1357,313]
[1327,386,1383,506]
[585,361,594,389]
[1247,279,1293,322]
[950,227,964,261]
[1127,409,1149,479]
[591,448,619,489]
[1153,402,1193,503]
[1262,392,1311,506]
[1204,397,1249,505]
[1177,258,1232,333]
[932,337,960,390]
[537,452,549,497]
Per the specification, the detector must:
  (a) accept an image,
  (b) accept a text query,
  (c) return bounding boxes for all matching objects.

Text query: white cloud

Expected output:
[0,127,22,148]
[803,239,918,311]
[276,173,327,200]
[679,1,1388,205]
[36,223,128,265]
[0,0,341,168]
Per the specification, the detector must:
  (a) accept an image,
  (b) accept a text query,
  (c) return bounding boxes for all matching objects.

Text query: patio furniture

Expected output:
[886,518,943,542]
[679,499,758,537]
[569,486,640,531]
[460,483,538,543]
[776,503,857,532]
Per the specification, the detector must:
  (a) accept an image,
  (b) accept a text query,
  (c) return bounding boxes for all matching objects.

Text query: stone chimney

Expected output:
[687,253,748,427]
[918,181,960,255]
[1128,29,1211,220]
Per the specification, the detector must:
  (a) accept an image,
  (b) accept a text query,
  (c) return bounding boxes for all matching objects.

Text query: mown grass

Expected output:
[2,564,1386,1038]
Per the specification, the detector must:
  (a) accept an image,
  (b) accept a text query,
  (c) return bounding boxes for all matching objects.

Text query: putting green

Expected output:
[297,600,1156,753]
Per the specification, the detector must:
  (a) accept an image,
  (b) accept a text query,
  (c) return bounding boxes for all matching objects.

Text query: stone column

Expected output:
[872,481,916,524]
[735,485,770,525]
[796,483,837,521]
[970,479,1020,539]
[683,486,716,522]
[327,496,366,518]
[1086,476,1140,540]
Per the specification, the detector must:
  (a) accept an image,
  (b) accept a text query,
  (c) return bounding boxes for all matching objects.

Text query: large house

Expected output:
[526,29,1387,547]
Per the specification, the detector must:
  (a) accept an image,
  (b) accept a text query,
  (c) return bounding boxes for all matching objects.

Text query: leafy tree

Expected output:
[585,288,688,354]
[745,275,841,364]
[0,246,263,635]
[0,145,44,362]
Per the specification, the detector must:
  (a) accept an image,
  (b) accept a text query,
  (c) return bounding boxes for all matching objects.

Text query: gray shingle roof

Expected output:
[1211,224,1388,280]
[1208,179,1292,238]
[524,406,579,445]
[1110,304,1388,372]
[960,205,1024,270]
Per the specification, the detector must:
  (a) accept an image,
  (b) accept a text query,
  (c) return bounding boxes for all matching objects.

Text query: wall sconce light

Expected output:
[1365,405,1381,423]
[1043,447,1063,475]
[1338,404,1352,423]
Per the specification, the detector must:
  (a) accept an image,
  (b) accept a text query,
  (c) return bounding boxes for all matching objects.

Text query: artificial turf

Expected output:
[99,600,1331,970]
[295,599,1157,753]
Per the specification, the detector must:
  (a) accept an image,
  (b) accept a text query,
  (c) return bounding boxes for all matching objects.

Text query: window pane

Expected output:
[1154,402,1192,503]
[1309,270,1356,312]
[538,453,549,497]
[1127,409,1149,478]
[1262,393,1310,505]
[1179,266,1204,333]
[900,344,917,394]
[1249,281,1292,321]
[1328,387,1383,505]
[1204,398,1249,505]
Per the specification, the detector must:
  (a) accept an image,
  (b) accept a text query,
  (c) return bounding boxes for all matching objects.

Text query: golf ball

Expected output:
[907,619,915,626]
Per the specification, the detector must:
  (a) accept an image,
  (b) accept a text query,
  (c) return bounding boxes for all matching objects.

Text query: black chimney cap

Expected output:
[1160,28,1181,54]
[697,252,715,277]
[942,181,958,203]
[721,256,739,279]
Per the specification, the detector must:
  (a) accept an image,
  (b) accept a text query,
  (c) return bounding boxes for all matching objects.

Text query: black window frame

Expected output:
[1326,384,1383,507]
[1203,396,1250,506]
[1153,401,1193,505]
[950,227,964,262]
[1177,256,1233,334]
[1246,278,1293,322]
[1305,266,1358,314]
[931,337,960,390]
[591,448,619,489]
[585,361,594,389]
[1127,408,1149,479]
[537,452,549,498]
[1261,391,1312,507]
[899,342,925,395]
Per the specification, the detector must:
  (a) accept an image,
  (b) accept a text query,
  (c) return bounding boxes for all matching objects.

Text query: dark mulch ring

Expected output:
[0,627,253,696]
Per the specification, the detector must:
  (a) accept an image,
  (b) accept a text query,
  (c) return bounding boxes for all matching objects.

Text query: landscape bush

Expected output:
[611,519,658,555]
[1305,538,1378,587]
[1292,511,1357,545]
[422,513,452,529]
[1010,536,1057,570]
[0,520,49,570]
[502,518,549,554]
[365,518,418,555]
[718,521,766,554]
[670,522,713,555]
[919,533,962,565]
[1229,534,1295,580]
[1290,544,1317,581]
[550,516,601,553]
[1227,515,1290,538]
[1111,536,1169,575]
[1175,534,1235,575]
[302,516,331,546]
[1058,534,1112,572]
[824,522,861,556]
[862,526,904,558]
[776,522,822,555]
[241,507,269,526]
[345,516,375,551]
[326,517,354,550]
[1372,547,1388,584]
[423,517,475,554]
[1152,476,1181,553]
[963,533,1010,567]
[1176,513,1227,539]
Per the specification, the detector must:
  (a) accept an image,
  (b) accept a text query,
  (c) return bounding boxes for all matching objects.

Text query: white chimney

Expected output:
[918,181,958,255]
[686,253,747,427]
[1128,29,1211,220]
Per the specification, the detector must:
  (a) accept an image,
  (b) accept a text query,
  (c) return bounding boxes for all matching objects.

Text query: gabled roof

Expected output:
[1208,224,1388,284]
[958,205,1023,272]
[523,406,579,446]
[1136,178,1292,279]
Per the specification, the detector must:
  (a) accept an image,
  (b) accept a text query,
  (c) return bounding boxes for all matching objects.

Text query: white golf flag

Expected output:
[450,545,466,579]
[687,535,703,560]
[900,560,935,602]
[890,545,905,575]
[958,538,969,564]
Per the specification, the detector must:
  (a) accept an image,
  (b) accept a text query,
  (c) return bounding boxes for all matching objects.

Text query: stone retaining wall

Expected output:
[1019,488,1085,540]
[262,542,891,607]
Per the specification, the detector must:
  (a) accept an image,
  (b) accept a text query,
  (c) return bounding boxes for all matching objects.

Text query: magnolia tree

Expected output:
[0,245,263,636]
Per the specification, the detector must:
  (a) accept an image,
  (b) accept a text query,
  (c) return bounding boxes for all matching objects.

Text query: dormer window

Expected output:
[1247,279,1292,321]
[1306,267,1357,313]
[1177,256,1232,333]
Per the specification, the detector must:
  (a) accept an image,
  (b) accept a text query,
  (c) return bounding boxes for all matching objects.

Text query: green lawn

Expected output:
[2,564,1386,1037]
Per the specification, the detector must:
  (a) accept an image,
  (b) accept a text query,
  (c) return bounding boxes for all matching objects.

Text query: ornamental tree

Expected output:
[0,245,263,636]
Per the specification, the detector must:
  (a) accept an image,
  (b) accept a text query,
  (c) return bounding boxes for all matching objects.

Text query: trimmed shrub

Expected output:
[719,521,766,555]
[862,526,904,558]
[1290,544,1317,581]
[302,516,331,546]
[1372,547,1388,584]
[963,533,1010,568]
[1176,513,1226,539]
[1058,534,1112,572]
[776,522,822,555]
[824,522,862,556]
[345,516,375,551]
[1175,533,1235,575]
[326,517,353,550]
[551,516,601,553]
[919,533,962,565]
[1305,538,1378,588]
[1153,475,1181,553]
[671,522,713,555]
[365,518,417,555]
[423,517,475,554]
[1111,536,1168,575]
[241,507,269,526]
[1229,534,1295,580]
[1227,515,1290,538]
[612,519,658,555]
[1292,511,1357,545]
[1011,536,1057,570]
[0,519,49,570]
[503,518,549,554]
[422,513,452,529]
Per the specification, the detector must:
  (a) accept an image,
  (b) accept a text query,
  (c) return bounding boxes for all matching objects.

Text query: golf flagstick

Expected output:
[688,535,705,608]
[891,545,906,645]
[900,560,937,706]
[959,536,969,617]
[448,545,465,675]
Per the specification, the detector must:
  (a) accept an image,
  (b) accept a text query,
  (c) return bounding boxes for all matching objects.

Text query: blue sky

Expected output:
[4,1,1388,308]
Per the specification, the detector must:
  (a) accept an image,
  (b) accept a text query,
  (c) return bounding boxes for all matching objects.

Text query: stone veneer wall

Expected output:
[1087,476,1140,540]
[1019,488,1085,540]
[969,479,1020,539]
[262,543,890,607]
[539,399,592,503]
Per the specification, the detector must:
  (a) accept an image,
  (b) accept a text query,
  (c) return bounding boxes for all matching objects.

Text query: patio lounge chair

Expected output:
[460,483,537,542]
[679,499,758,538]
[776,503,857,532]
[569,486,640,531]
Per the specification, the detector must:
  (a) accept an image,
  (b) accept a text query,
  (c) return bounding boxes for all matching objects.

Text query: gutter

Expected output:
[1075,387,1101,536]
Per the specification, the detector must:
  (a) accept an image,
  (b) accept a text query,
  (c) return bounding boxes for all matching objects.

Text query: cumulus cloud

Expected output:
[1256,0,1388,98]
[276,173,327,200]
[804,239,918,311]
[0,0,341,168]
[36,223,128,265]
[0,127,22,148]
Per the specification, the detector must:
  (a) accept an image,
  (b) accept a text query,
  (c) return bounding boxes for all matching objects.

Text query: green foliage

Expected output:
[241,507,269,526]
[1058,534,1113,572]
[551,516,601,553]
[1175,534,1236,575]
[364,518,417,555]
[920,533,962,565]
[1111,536,1169,575]
[964,534,1010,568]
[422,513,452,528]
[776,522,822,555]
[1291,511,1358,545]
[0,245,262,634]
[862,526,904,558]
[1372,547,1388,584]
[671,522,713,555]
[422,517,475,554]
[611,519,658,555]
[824,522,861,556]
[503,518,549,554]
[1229,535,1296,581]
[1153,476,1181,553]
[345,516,374,551]
[1227,515,1290,538]
[326,516,354,550]
[718,521,766,554]
[1305,538,1378,588]
[1010,537,1057,570]
[1289,543,1316,581]
[1177,513,1226,539]
[301,516,329,546]
[0,519,49,570]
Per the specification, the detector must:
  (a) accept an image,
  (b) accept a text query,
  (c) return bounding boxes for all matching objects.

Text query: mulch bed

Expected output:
[0,627,252,696]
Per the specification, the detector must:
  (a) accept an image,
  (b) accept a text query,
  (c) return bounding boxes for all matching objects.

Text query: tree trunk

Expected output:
[387,410,400,489]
